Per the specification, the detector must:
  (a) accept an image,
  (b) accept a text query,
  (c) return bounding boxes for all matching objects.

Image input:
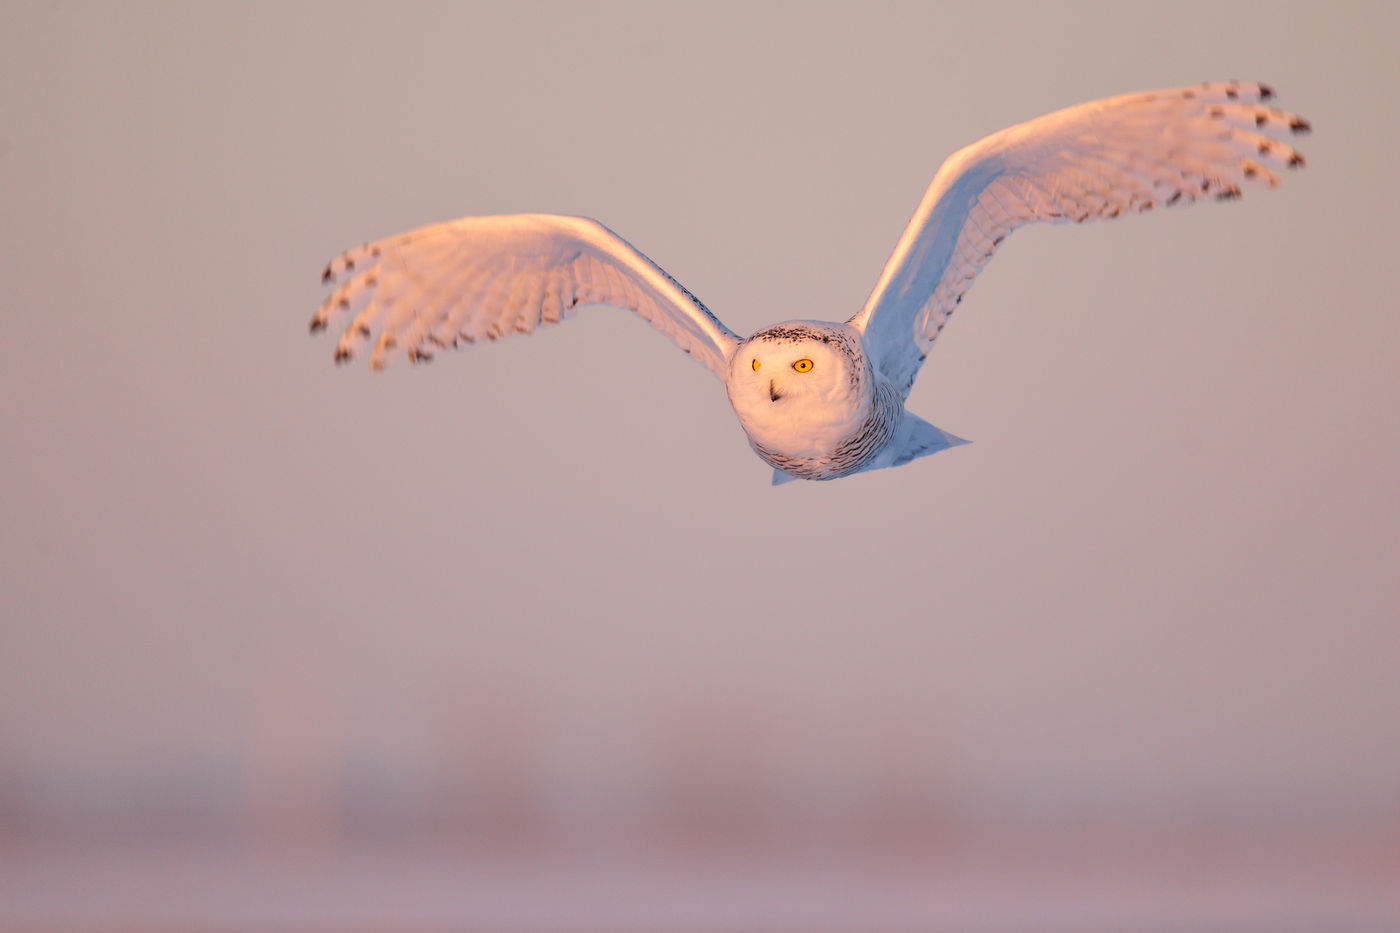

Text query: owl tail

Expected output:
[891,412,968,467]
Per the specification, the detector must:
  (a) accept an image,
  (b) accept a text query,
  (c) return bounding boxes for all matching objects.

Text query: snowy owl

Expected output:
[311,81,1308,484]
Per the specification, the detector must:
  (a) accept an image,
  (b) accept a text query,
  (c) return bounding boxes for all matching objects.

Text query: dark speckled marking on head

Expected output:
[753,325,838,345]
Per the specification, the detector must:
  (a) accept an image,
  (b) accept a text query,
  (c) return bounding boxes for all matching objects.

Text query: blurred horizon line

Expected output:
[5,764,1396,848]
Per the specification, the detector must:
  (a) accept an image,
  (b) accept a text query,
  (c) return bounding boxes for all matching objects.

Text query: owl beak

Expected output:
[769,380,782,402]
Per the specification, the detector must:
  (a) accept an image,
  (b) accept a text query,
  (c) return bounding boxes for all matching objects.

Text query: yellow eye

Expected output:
[793,359,813,373]
[752,359,761,371]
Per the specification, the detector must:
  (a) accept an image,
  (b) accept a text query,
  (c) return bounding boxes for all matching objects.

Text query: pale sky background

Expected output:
[2,1,1397,830]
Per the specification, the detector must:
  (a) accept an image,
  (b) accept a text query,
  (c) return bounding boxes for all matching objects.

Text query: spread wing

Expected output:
[847,81,1310,398]
[310,213,741,379]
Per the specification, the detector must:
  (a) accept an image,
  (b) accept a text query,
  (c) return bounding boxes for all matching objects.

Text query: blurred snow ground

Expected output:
[3,822,1397,932]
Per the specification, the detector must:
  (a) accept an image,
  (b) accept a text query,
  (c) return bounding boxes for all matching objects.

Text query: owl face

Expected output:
[732,323,860,401]
[726,322,871,455]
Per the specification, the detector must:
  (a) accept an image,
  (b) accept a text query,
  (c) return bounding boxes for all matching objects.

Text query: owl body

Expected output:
[725,321,907,481]
[310,81,1308,485]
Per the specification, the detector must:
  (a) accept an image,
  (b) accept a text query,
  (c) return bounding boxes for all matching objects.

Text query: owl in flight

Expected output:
[311,81,1308,484]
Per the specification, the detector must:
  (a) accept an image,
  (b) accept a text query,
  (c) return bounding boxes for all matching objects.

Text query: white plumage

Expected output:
[310,81,1309,484]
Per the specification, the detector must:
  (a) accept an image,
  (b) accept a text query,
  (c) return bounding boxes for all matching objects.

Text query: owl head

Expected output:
[726,321,867,419]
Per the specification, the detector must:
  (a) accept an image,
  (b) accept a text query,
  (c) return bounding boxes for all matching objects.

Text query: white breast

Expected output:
[730,380,871,459]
